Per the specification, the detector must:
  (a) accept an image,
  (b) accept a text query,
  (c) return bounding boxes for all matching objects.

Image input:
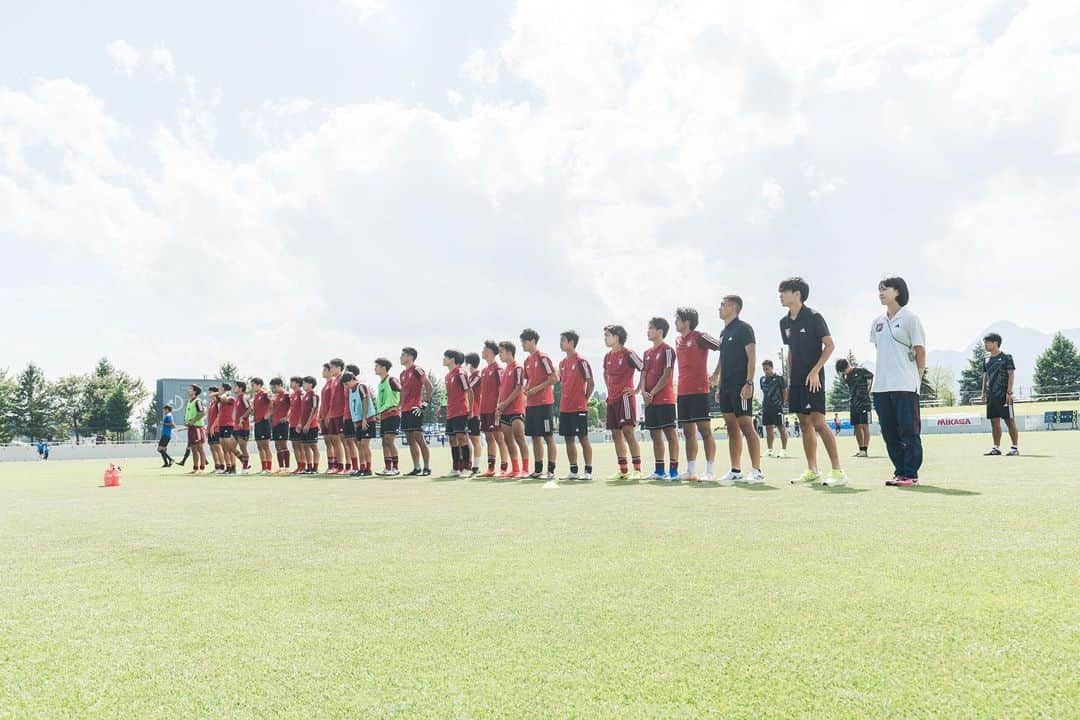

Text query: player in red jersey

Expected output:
[324,359,348,475]
[210,383,238,474]
[341,363,362,473]
[495,341,529,478]
[638,317,680,480]
[287,376,305,475]
[319,363,334,473]
[464,353,483,476]
[603,325,644,480]
[269,377,291,473]
[674,307,721,481]
[250,378,274,474]
[400,347,434,476]
[299,375,320,474]
[441,349,475,477]
[478,340,509,477]
[233,380,252,473]
[557,330,594,481]
[521,328,559,485]
[206,386,224,472]
[374,357,402,476]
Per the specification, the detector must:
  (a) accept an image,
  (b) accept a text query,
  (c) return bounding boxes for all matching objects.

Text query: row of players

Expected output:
[159,276,1021,487]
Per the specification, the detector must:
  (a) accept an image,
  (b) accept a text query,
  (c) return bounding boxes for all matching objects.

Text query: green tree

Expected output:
[423,377,446,425]
[920,369,936,402]
[926,366,956,407]
[103,386,133,441]
[958,344,988,405]
[7,363,61,441]
[828,350,857,411]
[0,369,15,443]
[82,358,146,437]
[1033,333,1080,394]
[588,394,604,428]
[52,374,90,443]
[219,362,239,381]
[142,391,160,441]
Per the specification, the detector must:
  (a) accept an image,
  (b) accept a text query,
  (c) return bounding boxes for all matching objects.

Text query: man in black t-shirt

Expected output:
[981,332,1019,455]
[759,360,788,457]
[709,295,763,485]
[836,358,874,457]
[778,277,846,486]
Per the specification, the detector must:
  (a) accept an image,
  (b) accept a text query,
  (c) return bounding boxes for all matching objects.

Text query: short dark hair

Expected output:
[444,349,465,365]
[341,372,356,383]
[483,340,499,356]
[220,382,232,392]
[345,363,360,375]
[163,404,173,411]
[289,376,302,385]
[762,360,773,368]
[835,358,850,373]
[250,377,264,387]
[322,362,331,371]
[401,347,418,360]
[270,377,283,387]
[498,341,516,357]
[330,358,344,369]
[519,328,539,343]
[560,330,579,347]
[208,385,219,393]
[235,380,247,392]
[604,324,627,345]
[649,317,669,338]
[675,307,699,330]
[190,384,202,396]
[879,277,910,307]
[722,295,743,313]
[984,333,1003,346]
[375,357,393,371]
[302,376,316,387]
[778,277,810,302]
[464,352,480,368]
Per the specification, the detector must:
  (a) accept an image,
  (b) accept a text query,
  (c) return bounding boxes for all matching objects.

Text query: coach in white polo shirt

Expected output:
[869,277,926,487]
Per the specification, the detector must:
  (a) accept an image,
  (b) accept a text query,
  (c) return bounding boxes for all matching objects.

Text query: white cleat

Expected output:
[699,473,716,483]
[650,471,667,481]
[718,470,741,486]
[580,472,592,481]
[778,450,790,459]
[677,472,699,482]
[559,472,580,481]
[822,470,849,487]
[766,449,775,458]
[747,469,766,485]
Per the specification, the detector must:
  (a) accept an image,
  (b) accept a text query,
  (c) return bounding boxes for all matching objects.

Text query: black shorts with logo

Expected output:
[986,397,1014,420]
[644,403,677,430]
[208,431,220,445]
[788,384,826,415]
[524,404,554,437]
[677,393,710,424]
[762,408,784,427]
[289,426,302,442]
[446,415,469,435]
[233,428,250,441]
[468,417,481,437]
[254,419,273,441]
[218,426,235,440]
[849,409,870,426]
[343,418,355,436]
[480,412,499,433]
[559,411,589,438]
[499,412,524,428]
[380,415,401,436]
[400,410,423,432]
[718,386,752,418]
[355,419,377,440]
[272,422,290,442]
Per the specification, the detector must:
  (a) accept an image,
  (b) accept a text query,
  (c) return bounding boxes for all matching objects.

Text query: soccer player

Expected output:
[233,380,252,473]
[287,376,306,475]
[341,363,362,473]
[211,383,238,474]
[520,329,559,485]
[495,341,529,478]
[358,376,378,476]
[269,377,291,473]
[639,317,679,480]
[465,353,483,476]
[374,357,402,476]
[157,405,175,467]
[778,277,847,486]
[603,324,644,481]
[206,385,224,472]
[400,347,434,476]
[674,307,721,481]
[981,332,1020,456]
[250,378,273,474]
[835,359,874,457]
[346,372,376,476]
[759,360,789,458]
[180,384,207,473]
[319,363,335,473]
[442,350,474,477]
[710,295,763,485]
[869,276,926,485]
[557,330,594,481]
[324,359,348,475]
[478,340,509,477]
[299,375,320,473]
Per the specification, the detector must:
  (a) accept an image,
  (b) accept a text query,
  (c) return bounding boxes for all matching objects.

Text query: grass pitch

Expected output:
[1,433,1077,719]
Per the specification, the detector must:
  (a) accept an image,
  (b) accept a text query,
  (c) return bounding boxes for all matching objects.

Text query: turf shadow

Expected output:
[605,479,642,487]
[898,484,980,496]
[646,479,682,487]
[734,483,780,491]
[808,484,871,494]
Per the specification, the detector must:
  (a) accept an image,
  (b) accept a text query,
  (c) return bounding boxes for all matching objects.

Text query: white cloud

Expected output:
[150,46,175,76]
[105,40,140,76]
[446,89,464,107]
[462,49,499,85]
[340,0,385,21]
[762,178,785,210]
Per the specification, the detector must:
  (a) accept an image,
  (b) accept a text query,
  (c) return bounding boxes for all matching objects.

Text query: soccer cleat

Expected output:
[699,473,716,483]
[241,468,250,475]
[747,469,765,485]
[421,468,432,476]
[1006,448,1020,456]
[650,471,667,481]
[792,470,820,484]
[853,451,868,458]
[718,470,742,486]
[628,470,644,481]
[560,472,580,481]
[327,468,342,476]
[984,448,1002,456]
[480,470,496,478]
[542,479,559,489]
[528,471,543,479]
[822,469,848,487]
[766,449,775,458]
[893,476,918,486]
[778,450,790,459]
[608,471,629,481]
[515,471,531,479]
[668,469,679,480]
[885,475,901,486]
[580,472,593,481]
[495,471,515,479]
[677,472,699,482]
[405,468,422,476]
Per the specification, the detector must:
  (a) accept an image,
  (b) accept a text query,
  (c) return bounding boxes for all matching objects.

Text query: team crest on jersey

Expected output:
[876,323,884,332]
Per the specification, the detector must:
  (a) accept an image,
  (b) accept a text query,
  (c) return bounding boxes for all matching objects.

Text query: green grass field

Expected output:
[2,433,1078,719]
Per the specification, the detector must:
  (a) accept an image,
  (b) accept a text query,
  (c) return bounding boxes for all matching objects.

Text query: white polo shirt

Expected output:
[869,306,926,393]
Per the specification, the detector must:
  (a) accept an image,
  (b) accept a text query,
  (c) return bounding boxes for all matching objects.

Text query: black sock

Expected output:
[547,461,555,474]
[159,450,168,464]
[585,465,593,475]
[451,446,460,470]
[534,460,543,474]
[859,446,867,452]
[165,452,173,464]
[180,448,190,464]
[570,464,579,474]
[461,443,470,468]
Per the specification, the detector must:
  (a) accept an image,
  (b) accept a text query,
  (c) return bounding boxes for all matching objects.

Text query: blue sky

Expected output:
[3,0,1079,390]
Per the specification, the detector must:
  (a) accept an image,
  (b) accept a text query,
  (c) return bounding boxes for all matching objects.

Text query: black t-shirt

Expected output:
[845,367,874,411]
[780,306,831,386]
[759,374,787,411]
[984,353,1015,400]
[719,318,756,388]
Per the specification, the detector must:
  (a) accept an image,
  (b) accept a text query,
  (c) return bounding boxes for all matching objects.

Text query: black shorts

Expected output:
[446,415,469,435]
[559,411,589,438]
[218,426,235,439]
[986,398,1014,420]
[849,409,870,426]
[788,384,827,415]
[234,428,250,441]
[355,419,377,440]
[301,427,319,444]
[401,410,423,432]
[157,435,171,448]
[524,404,554,437]
[644,404,677,430]
[272,422,290,441]
[499,413,524,428]
[289,426,302,442]
[480,412,499,433]
[468,417,481,437]
[343,418,355,436]
[762,409,783,427]
[677,394,710,424]
[381,415,401,436]
[254,419,272,441]
[718,386,753,418]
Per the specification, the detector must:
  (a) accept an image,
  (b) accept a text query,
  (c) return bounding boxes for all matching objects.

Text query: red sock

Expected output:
[283,450,290,468]
[618,457,628,473]
[351,455,359,470]
[632,456,641,471]
[488,457,496,471]
[391,456,399,470]
[500,462,508,472]
[511,459,519,473]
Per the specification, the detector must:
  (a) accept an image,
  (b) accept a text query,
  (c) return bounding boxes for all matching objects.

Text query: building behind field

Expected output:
[156,378,224,425]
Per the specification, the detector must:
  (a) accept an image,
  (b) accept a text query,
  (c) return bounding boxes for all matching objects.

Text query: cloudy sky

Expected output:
[3,0,1078,390]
